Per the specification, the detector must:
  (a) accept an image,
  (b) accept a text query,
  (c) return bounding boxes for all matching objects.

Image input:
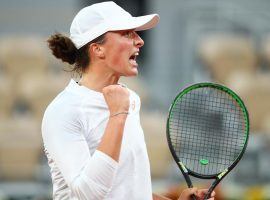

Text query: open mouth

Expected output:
[129,52,139,66]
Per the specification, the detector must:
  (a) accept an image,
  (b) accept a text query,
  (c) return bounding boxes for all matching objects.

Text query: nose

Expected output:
[134,32,144,48]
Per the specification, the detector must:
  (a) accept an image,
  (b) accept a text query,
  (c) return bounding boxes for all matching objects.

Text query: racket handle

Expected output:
[203,186,215,200]
[187,182,197,200]
[188,185,197,200]
[191,194,197,200]
[179,164,197,200]
[203,178,221,200]
[184,173,197,200]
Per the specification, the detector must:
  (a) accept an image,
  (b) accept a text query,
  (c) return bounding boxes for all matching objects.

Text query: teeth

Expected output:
[129,52,139,61]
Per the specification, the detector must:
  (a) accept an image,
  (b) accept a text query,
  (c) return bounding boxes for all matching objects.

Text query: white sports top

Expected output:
[41,79,152,200]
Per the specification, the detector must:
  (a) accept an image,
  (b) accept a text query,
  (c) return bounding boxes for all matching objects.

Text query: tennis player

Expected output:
[42,1,215,200]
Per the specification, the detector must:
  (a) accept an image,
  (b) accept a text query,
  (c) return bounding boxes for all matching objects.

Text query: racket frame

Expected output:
[166,82,249,199]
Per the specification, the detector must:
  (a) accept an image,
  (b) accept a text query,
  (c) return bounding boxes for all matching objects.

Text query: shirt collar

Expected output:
[65,79,104,100]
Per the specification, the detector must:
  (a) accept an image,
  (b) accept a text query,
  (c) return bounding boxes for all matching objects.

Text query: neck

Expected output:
[79,63,120,92]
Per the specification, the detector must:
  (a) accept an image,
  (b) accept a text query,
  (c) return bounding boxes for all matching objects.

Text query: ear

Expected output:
[89,43,105,59]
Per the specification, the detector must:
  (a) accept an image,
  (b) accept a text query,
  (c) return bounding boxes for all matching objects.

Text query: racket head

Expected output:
[167,83,249,179]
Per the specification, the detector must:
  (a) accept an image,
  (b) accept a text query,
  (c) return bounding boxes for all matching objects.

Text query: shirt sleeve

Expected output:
[41,103,118,200]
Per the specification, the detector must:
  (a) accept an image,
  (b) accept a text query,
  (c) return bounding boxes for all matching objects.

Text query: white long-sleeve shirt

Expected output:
[41,79,152,200]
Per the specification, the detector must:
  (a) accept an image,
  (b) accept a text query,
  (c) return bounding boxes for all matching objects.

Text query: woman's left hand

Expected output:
[194,188,215,200]
[178,188,215,200]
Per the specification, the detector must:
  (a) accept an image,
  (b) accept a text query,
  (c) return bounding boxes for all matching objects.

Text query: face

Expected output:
[100,30,144,77]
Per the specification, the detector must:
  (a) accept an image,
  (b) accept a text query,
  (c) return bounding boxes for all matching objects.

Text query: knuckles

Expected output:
[102,85,129,96]
[102,85,130,112]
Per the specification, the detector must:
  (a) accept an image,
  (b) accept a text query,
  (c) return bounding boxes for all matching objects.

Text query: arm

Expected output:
[42,85,129,199]
[97,84,129,162]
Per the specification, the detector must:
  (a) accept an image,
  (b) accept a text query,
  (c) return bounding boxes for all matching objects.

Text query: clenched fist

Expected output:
[102,84,130,116]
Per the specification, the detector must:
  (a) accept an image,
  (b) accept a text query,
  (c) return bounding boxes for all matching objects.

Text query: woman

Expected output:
[42,1,215,200]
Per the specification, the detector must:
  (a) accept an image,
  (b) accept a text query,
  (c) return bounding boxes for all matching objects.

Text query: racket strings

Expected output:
[170,123,244,147]
[169,87,247,175]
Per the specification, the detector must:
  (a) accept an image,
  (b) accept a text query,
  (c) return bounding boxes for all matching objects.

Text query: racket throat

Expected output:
[217,168,228,179]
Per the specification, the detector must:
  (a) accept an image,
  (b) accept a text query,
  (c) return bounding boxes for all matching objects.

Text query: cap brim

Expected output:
[109,14,160,32]
[133,14,160,31]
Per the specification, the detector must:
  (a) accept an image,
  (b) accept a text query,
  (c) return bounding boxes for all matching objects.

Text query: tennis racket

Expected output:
[166,83,249,200]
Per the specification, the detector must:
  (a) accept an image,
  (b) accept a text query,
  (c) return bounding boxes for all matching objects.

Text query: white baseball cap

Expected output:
[70,1,160,49]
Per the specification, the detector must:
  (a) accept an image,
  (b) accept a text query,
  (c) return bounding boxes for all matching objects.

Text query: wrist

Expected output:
[110,111,129,118]
[109,112,128,122]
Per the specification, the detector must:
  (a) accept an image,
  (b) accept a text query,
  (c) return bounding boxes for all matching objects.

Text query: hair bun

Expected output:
[47,33,77,65]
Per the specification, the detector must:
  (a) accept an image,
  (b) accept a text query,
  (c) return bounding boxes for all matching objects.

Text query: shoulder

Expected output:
[41,89,87,144]
[42,89,84,126]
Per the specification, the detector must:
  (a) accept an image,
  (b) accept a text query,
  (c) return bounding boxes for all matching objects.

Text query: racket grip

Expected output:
[191,194,197,200]
[184,173,197,200]
[203,187,214,200]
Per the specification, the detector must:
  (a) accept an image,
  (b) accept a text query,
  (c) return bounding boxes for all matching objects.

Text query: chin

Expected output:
[119,64,139,77]
[124,66,138,76]
[130,69,139,76]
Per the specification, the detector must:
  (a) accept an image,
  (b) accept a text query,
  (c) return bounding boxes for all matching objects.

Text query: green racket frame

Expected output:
[166,83,249,200]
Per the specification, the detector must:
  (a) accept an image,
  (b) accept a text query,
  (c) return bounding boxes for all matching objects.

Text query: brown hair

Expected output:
[47,33,106,73]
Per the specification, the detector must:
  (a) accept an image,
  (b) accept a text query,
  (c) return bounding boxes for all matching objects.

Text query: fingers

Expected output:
[178,187,198,200]
[211,191,215,197]
[187,187,198,195]
[178,188,215,200]
[195,189,215,200]
[102,84,130,114]
[195,189,208,198]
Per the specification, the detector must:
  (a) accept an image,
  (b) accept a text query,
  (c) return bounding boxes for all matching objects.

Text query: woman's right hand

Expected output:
[102,84,130,116]
[178,188,215,200]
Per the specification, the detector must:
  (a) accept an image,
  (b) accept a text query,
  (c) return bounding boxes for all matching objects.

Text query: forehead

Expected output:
[106,29,135,36]
[102,31,123,42]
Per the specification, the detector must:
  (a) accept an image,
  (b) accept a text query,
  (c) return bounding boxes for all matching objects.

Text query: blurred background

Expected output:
[0,0,270,199]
